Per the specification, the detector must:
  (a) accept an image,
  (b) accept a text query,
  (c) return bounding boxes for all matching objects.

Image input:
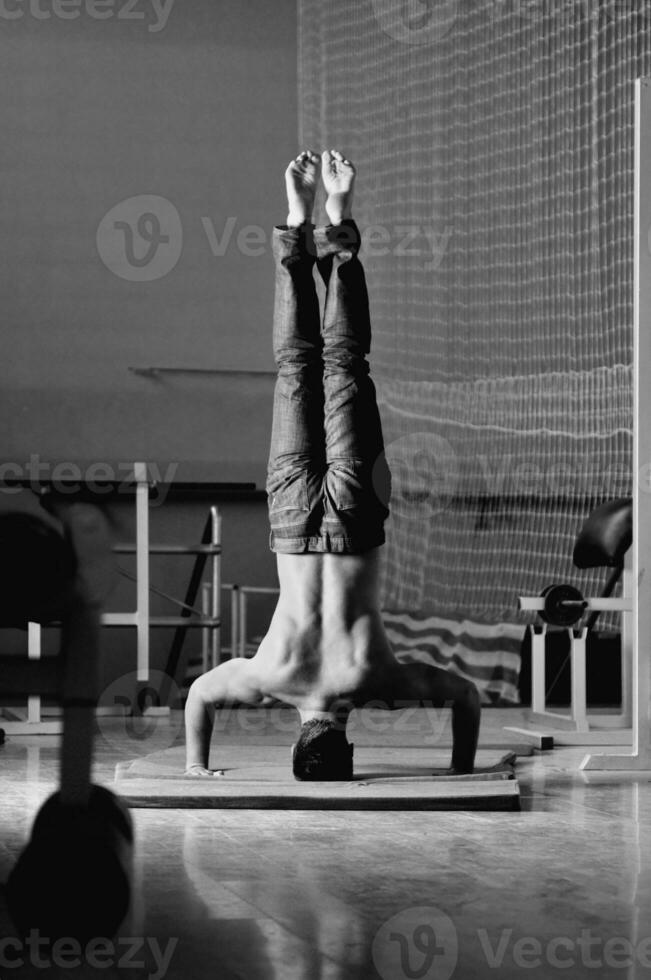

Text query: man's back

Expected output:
[252,551,396,710]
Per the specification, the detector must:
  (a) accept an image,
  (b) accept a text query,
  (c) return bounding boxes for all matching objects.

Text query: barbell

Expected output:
[539,584,588,627]
[519,585,631,628]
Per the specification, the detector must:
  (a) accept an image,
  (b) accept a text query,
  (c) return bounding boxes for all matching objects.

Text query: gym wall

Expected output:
[0,0,296,484]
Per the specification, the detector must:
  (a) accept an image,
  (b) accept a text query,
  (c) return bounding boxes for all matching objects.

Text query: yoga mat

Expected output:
[115,745,521,811]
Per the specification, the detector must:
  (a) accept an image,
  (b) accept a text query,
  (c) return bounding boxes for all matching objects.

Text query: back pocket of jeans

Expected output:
[328,465,364,512]
[267,471,310,514]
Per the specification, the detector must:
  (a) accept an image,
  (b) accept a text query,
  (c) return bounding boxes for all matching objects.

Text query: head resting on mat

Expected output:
[292,719,354,781]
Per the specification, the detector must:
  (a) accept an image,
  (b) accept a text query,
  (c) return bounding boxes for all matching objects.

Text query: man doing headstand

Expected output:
[185,150,480,779]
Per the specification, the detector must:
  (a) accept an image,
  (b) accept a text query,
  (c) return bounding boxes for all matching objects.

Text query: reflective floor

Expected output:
[1,708,651,979]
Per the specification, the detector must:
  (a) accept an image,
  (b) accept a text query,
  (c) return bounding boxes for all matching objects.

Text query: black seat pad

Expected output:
[573,497,632,569]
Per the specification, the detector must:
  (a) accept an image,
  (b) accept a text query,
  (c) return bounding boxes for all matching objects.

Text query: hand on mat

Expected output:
[184,765,226,778]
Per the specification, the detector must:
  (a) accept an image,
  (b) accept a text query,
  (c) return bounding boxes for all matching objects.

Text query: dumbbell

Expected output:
[6,785,133,943]
[538,584,588,627]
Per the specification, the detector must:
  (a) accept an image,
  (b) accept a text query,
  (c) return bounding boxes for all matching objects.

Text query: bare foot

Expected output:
[322,149,355,225]
[184,765,225,777]
[436,753,517,778]
[285,150,321,228]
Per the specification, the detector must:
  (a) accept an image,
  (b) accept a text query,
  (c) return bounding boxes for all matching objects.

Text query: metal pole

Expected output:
[621,552,633,727]
[239,589,247,659]
[570,628,589,733]
[27,622,41,725]
[134,461,150,682]
[211,506,221,668]
[201,582,211,673]
[531,625,546,716]
[231,585,239,658]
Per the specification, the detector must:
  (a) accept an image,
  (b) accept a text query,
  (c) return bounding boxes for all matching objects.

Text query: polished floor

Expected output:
[1,708,651,979]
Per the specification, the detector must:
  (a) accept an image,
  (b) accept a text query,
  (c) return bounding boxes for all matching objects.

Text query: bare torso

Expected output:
[248,550,397,710]
[185,546,480,772]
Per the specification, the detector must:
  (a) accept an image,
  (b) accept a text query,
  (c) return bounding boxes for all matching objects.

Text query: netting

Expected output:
[299,0,651,642]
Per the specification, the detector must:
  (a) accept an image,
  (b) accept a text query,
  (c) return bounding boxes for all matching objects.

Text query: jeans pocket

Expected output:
[328,461,390,519]
[328,464,364,512]
[267,471,310,514]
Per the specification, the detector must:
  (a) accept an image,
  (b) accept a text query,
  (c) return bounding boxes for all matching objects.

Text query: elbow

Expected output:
[186,676,208,708]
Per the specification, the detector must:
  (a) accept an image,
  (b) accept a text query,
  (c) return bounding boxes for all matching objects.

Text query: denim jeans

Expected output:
[266,220,391,554]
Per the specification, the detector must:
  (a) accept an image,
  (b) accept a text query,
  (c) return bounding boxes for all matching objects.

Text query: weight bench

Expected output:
[0,497,133,943]
[507,497,633,748]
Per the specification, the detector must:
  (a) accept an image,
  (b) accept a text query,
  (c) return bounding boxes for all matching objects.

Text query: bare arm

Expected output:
[368,662,481,774]
[184,659,264,775]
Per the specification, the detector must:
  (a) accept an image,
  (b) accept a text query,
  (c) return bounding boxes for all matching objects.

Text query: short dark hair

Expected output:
[292,719,354,781]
